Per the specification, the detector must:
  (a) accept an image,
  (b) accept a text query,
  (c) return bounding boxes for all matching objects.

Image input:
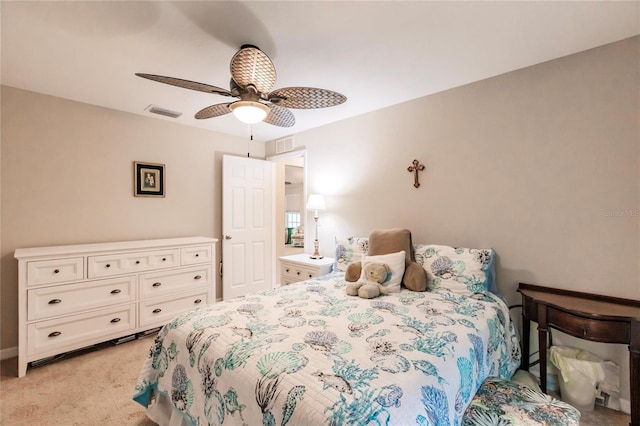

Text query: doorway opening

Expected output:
[268,150,307,282]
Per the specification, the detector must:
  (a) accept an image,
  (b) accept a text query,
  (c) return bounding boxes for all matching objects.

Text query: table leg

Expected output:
[522,313,530,371]
[537,304,548,394]
[629,321,639,426]
[538,328,548,393]
[630,350,639,426]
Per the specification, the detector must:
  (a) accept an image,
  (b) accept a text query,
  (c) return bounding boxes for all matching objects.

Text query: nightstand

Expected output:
[279,254,334,285]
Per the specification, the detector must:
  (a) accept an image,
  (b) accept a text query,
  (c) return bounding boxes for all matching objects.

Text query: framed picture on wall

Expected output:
[134,161,165,197]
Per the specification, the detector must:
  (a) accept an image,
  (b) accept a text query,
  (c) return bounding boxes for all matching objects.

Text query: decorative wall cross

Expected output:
[407,159,425,188]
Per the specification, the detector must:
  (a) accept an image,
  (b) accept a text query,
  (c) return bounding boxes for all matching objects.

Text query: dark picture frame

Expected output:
[134,161,165,197]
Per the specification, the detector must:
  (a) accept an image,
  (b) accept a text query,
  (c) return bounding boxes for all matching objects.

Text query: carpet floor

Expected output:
[1,335,156,426]
[0,334,632,425]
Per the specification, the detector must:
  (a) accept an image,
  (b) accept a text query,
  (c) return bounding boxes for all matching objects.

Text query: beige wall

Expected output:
[1,86,264,350]
[268,36,640,404]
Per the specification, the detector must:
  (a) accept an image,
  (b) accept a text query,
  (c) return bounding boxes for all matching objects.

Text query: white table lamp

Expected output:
[306,194,326,259]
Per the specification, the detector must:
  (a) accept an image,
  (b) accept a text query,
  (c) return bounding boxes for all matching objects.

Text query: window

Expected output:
[285,211,300,228]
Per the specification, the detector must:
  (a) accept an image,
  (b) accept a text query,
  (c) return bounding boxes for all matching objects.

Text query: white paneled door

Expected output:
[222,155,274,300]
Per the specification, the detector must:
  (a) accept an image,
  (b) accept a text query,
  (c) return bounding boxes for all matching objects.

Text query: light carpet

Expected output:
[1,336,156,426]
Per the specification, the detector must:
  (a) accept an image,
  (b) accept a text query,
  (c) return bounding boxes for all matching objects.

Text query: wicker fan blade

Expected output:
[264,104,295,128]
[268,87,346,109]
[136,74,233,97]
[195,103,232,120]
[229,45,276,94]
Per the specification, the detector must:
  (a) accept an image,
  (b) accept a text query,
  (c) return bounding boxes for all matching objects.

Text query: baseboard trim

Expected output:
[620,398,630,415]
[0,346,18,361]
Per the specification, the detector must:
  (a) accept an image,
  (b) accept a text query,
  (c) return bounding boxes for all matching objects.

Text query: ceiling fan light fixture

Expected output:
[136,45,344,128]
[229,101,269,124]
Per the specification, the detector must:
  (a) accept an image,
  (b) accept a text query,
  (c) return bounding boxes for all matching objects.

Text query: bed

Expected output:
[133,241,521,426]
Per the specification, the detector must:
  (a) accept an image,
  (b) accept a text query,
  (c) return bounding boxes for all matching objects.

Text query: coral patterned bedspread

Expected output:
[133,272,520,426]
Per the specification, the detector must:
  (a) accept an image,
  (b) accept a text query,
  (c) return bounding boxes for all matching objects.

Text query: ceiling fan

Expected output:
[136,44,347,128]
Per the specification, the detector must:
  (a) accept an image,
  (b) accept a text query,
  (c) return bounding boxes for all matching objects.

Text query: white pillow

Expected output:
[360,250,405,294]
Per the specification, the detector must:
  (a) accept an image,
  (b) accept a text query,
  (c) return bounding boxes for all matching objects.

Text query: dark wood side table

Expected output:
[518,283,640,426]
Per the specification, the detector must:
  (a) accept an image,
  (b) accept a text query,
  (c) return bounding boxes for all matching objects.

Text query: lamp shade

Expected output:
[229,101,269,124]
[306,194,326,211]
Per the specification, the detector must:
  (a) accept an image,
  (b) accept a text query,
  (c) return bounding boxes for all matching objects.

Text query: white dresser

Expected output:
[14,236,217,377]
[279,254,334,285]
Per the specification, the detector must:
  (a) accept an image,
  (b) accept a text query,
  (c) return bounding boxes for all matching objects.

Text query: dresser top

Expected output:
[14,236,218,259]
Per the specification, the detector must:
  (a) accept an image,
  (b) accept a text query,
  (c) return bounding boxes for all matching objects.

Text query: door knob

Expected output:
[224,235,232,240]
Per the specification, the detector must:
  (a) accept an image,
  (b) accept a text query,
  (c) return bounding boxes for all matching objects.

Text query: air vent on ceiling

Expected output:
[145,104,182,119]
[275,136,295,154]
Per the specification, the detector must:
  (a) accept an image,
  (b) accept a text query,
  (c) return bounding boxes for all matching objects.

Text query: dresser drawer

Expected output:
[27,304,136,355]
[27,258,84,287]
[139,265,211,298]
[27,276,136,321]
[87,249,180,278]
[139,290,210,327]
[181,245,213,266]
[547,307,630,343]
[282,264,319,282]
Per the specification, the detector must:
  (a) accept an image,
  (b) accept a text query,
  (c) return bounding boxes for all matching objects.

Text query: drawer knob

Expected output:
[308,274,313,278]
[297,271,301,276]
[195,254,200,257]
[152,308,162,314]
[285,268,290,273]
[105,264,111,268]
[53,269,60,274]
[162,257,167,261]
[152,282,162,287]
[194,299,202,304]
[582,325,589,337]
[48,331,61,338]
[110,289,121,294]
[110,318,121,323]
[135,260,140,265]
[194,275,202,280]
[48,299,62,305]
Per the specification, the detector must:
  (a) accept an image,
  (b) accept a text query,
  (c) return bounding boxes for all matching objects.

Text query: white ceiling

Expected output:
[2,1,638,143]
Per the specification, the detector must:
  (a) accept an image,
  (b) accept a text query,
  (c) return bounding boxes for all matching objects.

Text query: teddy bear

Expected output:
[345,262,390,299]
[345,228,427,292]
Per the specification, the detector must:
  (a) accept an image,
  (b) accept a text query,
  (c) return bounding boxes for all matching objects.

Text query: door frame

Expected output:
[267,149,307,284]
